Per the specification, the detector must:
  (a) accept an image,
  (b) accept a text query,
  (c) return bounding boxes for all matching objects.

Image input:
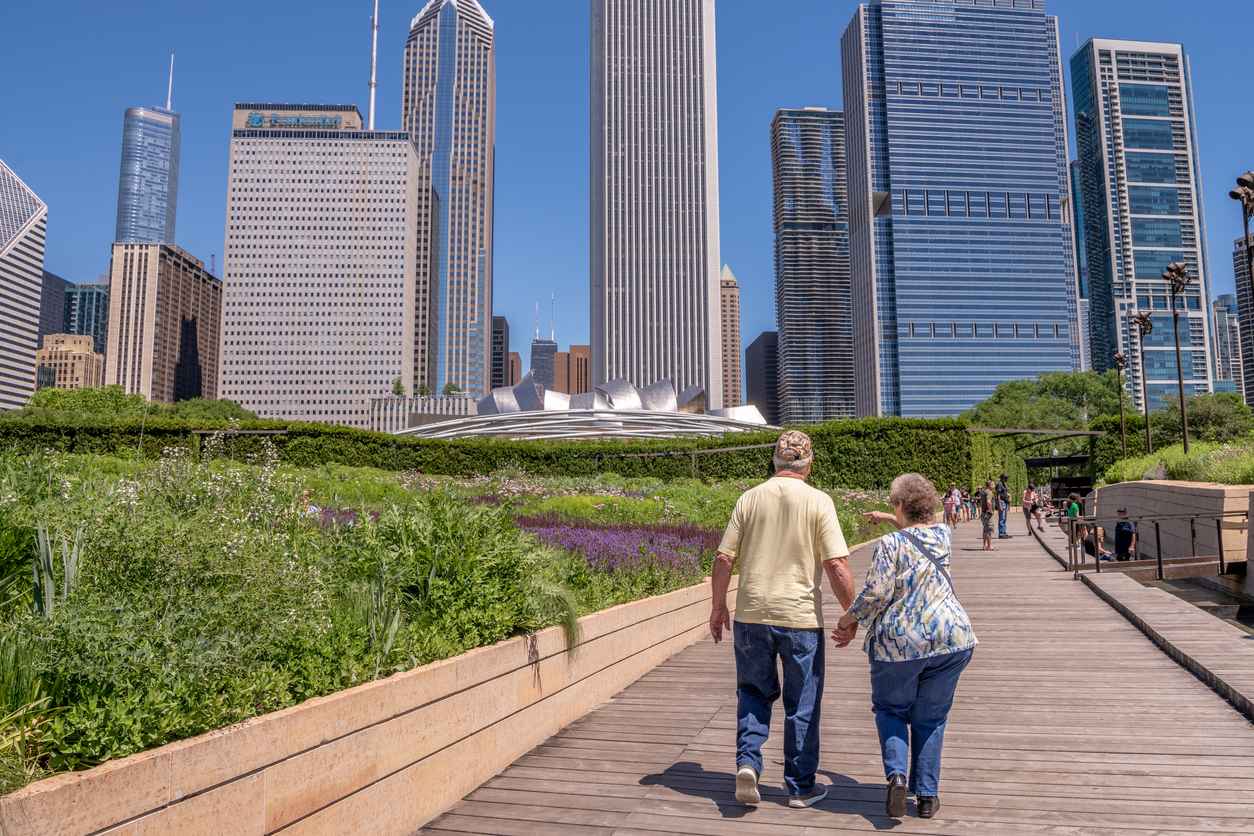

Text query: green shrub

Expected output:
[1103,440,1254,486]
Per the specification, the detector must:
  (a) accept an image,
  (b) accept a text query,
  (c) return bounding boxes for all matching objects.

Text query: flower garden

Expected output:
[0,436,893,794]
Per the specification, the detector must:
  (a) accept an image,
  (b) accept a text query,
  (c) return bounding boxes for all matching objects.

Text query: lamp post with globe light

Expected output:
[1162,261,1192,454]
[1132,311,1155,456]
[1229,172,1254,302]
[1113,351,1129,458]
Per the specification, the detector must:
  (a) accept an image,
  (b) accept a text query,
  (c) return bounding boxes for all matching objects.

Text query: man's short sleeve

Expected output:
[817,495,850,562]
[718,494,746,558]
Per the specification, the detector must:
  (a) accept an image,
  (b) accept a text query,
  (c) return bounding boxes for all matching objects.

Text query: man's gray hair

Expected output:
[773,454,813,475]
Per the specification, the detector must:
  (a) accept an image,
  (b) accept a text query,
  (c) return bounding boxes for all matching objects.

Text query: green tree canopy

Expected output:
[961,370,1134,431]
[1154,391,1254,447]
[392,377,406,397]
[21,386,255,421]
[442,382,461,397]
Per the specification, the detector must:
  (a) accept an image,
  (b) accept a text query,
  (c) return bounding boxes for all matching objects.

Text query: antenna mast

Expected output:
[368,0,380,130]
[550,294,554,342]
[167,54,174,109]
[535,303,539,340]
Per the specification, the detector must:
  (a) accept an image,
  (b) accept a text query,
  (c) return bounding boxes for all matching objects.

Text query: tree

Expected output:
[961,370,1134,432]
[25,385,148,416]
[418,382,431,397]
[392,377,406,397]
[442,382,461,397]
[1154,392,1254,447]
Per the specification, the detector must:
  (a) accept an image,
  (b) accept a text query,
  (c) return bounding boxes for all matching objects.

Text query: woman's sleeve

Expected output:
[847,538,896,625]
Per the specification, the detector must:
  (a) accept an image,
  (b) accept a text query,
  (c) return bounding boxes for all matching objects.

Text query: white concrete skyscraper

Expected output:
[402,0,496,398]
[0,158,47,409]
[591,0,723,408]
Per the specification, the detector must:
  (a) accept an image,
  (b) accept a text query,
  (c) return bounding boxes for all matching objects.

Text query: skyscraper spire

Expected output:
[167,54,174,110]
[535,303,540,340]
[368,0,379,130]
[550,293,554,342]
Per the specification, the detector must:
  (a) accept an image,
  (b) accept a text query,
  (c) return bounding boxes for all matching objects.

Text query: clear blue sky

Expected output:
[2,0,1251,365]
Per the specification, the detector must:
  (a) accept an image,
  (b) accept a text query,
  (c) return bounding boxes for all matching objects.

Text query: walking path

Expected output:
[419,518,1254,834]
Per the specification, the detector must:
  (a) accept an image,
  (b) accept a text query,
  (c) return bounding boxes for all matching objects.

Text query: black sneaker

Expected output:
[788,782,827,808]
[886,773,907,818]
[917,796,940,818]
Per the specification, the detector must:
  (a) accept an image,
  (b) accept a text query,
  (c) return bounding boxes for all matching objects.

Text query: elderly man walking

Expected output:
[709,431,856,808]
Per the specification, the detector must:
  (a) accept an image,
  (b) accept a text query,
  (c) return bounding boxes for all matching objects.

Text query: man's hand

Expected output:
[710,606,731,643]
[831,622,858,648]
[861,510,900,529]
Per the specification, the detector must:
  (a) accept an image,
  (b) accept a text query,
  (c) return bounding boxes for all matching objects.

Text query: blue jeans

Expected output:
[733,621,824,797]
[998,499,1008,537]
[869,648,973,797]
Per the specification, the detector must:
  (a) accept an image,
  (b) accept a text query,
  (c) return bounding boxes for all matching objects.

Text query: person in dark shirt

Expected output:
[1114,507,1137,560]
[996,474,1011,539]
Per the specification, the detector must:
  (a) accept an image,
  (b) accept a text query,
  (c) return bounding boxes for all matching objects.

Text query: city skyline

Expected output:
[3,0,1253,411]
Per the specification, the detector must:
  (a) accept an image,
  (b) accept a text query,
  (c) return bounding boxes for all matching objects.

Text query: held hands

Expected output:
[861,511,897,526]
[831,611,858,648]
[710,606,731,644]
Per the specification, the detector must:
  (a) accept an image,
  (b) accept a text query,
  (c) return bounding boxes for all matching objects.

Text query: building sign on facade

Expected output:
[247,112,342,129]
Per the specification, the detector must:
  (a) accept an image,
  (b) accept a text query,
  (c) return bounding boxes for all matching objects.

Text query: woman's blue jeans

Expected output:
[733,621,824,797]
[869,648,973,797]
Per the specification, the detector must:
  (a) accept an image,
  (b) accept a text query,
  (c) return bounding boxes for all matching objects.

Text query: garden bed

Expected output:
[0,442,893,795]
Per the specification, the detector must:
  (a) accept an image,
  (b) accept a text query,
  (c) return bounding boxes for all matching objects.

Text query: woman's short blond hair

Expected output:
[889,473,940,525]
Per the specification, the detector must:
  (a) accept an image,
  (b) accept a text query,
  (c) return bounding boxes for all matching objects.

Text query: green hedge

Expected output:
[0,413,1011,491]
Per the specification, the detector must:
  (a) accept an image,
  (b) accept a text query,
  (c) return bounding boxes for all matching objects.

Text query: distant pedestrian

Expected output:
[710,430,856,809]
[1114,507,1137,560]
[980,480,998,551]
[959,487,972,521]
[1065,492,1087,556]
[838,474,978,820]
[942,483,960,527]
[1021,484,1040,535]
[996,474,1011,539]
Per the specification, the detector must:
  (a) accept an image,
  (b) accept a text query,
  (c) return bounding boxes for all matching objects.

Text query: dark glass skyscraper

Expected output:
[771,108,852,423]
[1071,39,1215,408]
[64,281,110,355]
[115,106,180,244]
[841,0,1079,418]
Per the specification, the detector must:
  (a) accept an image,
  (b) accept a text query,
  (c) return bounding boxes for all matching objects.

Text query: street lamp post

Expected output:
[1162,261,1192,454]
[1113,351,1129,458]
[1132,311,1155,456]
[1229,172,1254,305]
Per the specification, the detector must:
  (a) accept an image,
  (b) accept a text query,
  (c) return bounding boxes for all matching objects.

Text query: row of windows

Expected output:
[897,189,1058,221]
[906,323,1063,339]
[892,81,1049,102]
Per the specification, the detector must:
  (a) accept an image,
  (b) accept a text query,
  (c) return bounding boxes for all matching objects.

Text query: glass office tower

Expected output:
[841,0,1079,418]
[1234,239,1254,405]
[402,0,496,398]
[771,108,853,423]
[115,106,180,244]
[1072,39,1215,408]
[64,281,110,355]
[1212,294,1241,394]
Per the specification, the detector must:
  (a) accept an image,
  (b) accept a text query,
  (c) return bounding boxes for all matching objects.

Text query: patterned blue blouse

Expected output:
[846,525,978,662]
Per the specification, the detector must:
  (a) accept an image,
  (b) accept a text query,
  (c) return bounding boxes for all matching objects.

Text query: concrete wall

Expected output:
[0,578,734,836]
[1092,480,1250,564]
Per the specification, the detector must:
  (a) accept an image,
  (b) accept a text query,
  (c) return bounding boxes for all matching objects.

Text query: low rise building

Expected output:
[35,334,105,391]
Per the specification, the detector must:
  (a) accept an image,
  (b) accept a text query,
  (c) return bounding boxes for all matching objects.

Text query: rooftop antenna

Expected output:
[167,54,174,109]
[535,303,540,340]
[550,294,554,342]
[368,0,379,130]
[1075,31,1080,50]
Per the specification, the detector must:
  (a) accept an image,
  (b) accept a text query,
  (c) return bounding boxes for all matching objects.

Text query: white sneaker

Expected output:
[735,765,760,805]
[789,782,828,808]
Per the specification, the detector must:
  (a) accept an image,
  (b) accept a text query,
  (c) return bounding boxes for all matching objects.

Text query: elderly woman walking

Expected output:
[833,474,978,820]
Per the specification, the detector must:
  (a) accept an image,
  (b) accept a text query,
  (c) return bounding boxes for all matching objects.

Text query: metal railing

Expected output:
[1062,509,1249,581]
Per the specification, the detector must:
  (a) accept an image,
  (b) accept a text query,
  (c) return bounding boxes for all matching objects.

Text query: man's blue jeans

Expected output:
[869,648,973,797]
[998,499,1008,537]
[733,621,824,797]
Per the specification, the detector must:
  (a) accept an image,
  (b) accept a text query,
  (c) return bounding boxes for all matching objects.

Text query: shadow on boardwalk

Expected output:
[420,521,1254,835]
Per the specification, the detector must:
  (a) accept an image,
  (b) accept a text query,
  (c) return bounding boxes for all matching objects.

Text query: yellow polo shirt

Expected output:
[718,478,850,629]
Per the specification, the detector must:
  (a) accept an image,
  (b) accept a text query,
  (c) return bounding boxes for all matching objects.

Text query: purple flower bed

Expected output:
[514,513,721,577]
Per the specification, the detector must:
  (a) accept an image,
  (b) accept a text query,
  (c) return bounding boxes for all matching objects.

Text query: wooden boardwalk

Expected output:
[419,519,1254,835]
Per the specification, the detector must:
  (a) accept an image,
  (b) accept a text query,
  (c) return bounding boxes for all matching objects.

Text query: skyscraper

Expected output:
[402,0,496,398]
[38,271,70,340]
[1212,294,1241,394]
[490,315,509,391]
[219,103,435,426]
[105,243,221,404]
[1070,160,1091,372]
[1072,39,1215,408]
[115,104,181,244]
[35,334,105,392]
[744,331,779,427]
[842,1,1078,418]
[0,158,47,409]
[1233,238,1254,405]
[771,107,853,423]
[591,0,723,408]
[64,280,110,355]
[720,265,742,408]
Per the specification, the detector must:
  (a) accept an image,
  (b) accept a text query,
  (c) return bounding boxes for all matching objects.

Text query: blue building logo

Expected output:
[247,111,264,128]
